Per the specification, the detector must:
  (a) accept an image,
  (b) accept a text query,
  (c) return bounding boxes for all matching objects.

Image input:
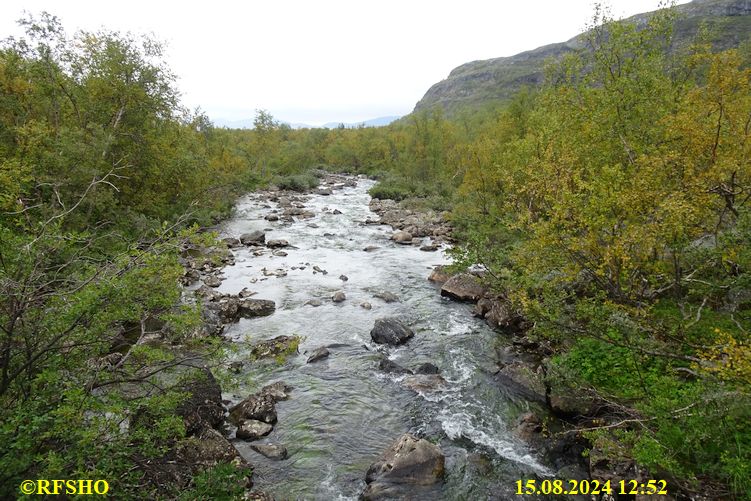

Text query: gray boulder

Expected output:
[238,298,276,318]
[363,434,444,499]
[440,273,487,302]
[240,230,266,246]
[370,318,414,345]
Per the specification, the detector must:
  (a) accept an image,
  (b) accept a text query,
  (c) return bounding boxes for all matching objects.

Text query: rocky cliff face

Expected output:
[413,0,751,116]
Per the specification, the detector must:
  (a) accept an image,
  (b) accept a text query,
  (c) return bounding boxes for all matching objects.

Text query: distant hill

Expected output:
[413,0,751,116]
[320,116,401,129]
[212,115,400,130]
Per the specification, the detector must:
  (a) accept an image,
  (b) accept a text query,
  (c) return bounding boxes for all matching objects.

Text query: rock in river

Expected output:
[236,419,273,441]
[229,392,278,425]
[332,291,346,303]
[251,443,288,460]
[238,298,276,318]
[306,346,330,363]
[370,318,414,345]
[362,434,445,499]
[391,230,413,245]
[249,335,300,360]
[440,273,487,302]
[266,239,289,248]
[240,230,266,246]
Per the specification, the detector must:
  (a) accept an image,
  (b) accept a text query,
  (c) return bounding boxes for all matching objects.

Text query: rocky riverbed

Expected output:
[168,174,605,500]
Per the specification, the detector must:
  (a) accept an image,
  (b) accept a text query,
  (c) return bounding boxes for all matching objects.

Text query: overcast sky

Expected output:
[0,0,688,125]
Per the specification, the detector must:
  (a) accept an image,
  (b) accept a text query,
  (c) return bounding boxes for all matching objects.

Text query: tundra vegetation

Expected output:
[0,4,749,499]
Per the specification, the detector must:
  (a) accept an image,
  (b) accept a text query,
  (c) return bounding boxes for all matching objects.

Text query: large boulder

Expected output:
[370,318,414,345]
[474,296,524,332]
[362,434,445,499]
[229,392,278,425]
[240,230,266,246]
[175,368,225,435]
[238,298,276,318]
[440,273,487,302]
[391,231,413,244]
[427,265,452,285]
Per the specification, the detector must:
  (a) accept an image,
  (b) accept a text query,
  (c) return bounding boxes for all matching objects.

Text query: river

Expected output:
[213,176,553,500]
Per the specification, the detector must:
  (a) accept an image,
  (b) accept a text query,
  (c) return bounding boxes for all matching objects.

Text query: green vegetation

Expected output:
[2,2,751,500]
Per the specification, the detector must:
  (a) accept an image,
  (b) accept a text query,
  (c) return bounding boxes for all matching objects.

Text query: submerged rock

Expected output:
[306,346,330,363]
[373,291,399,303]
[332,291,346,303]
[370,318,414,345]
[402,374,447,393]
[414,363,440,375]
[378,357,413,375]
[251,443,288,460]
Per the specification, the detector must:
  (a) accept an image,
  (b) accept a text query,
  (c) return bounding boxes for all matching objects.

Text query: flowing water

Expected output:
[215,177,553,500]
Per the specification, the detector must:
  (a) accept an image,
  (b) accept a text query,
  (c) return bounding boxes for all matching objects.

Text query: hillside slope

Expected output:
[413,0,751,115]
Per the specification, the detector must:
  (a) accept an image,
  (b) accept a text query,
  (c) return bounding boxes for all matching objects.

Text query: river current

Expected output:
[214,177,551,500]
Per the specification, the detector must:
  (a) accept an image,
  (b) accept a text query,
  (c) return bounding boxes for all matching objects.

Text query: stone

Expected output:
[420,243,439,252]
[361,302,372,310]
[305,299,323,307]
[440,273,487,302]
[266,239,289,248]
[414,363,440,375]
[306,346,330,363]
[312,265,328,275]
[248,335,299,361]
[391,231,413,244]
[237,298,276,318]
[222,237,242,248]
[250,443,288,460]
[373,291,399,303]
[332,291,346,303]
[363,246,380,252]
[402,374,447,393]
[203,275,222,288]
[339,274,348,281]
[229,393,278,425]
[514,412,543,440]
[260,381,292,402]
[363,434,444,499]
[264,214,279,222]
[240,231,266,246]
[378,357,413,375]
[370,318,414,345]
[236,419,273,440]
[427,265,451,284]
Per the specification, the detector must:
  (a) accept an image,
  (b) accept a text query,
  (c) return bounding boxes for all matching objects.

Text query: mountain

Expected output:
[413,0,751,116]
[320,116,401,129]
[212,116,401,130]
